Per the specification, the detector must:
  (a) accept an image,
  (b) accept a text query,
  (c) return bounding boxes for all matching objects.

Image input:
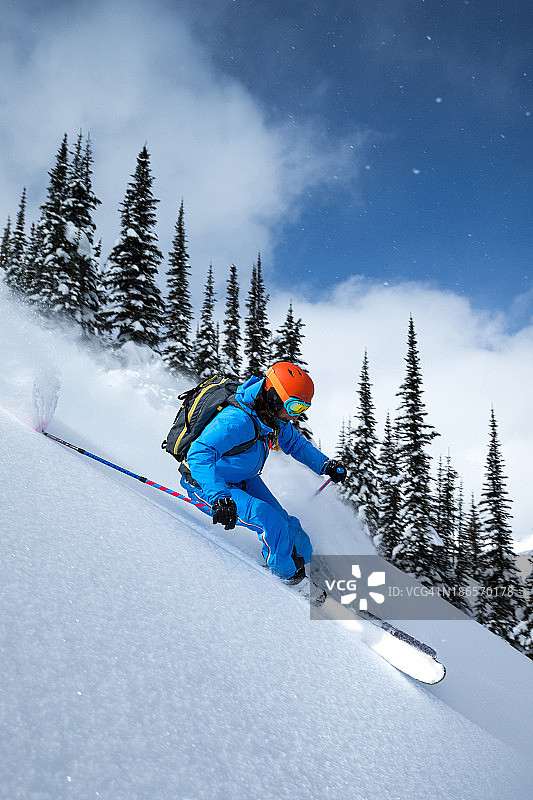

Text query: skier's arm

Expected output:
[277,422,329,474]
[186,411,255,504]
[277,423,347,483]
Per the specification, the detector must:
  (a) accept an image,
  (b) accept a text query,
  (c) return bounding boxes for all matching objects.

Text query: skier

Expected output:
[179,361,347,584]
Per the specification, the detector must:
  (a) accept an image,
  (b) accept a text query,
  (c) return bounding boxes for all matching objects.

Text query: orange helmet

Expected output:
[264,362,314,416]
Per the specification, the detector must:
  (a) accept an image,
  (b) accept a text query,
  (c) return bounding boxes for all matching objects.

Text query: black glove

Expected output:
[323,459,347,484]
[212,497,238,530]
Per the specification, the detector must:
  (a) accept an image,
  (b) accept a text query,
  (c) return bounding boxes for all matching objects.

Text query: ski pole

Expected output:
[43,429,331,507]
[41,430,211,512]
[313,477,332,496]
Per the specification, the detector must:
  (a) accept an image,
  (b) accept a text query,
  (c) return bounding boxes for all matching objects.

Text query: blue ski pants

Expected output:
[180,474,313,579]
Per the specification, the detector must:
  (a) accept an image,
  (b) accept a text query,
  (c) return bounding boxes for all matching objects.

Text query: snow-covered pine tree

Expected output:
[0,217,12,275]
[164,200,194,374]
[513,559,533,659]
[222,263,242,378]
[4,188,27,294]
[335,416,357,503]
[272,301,306,364]
[335,419,351,466]
[436,453,459,572]
[436,458,470,613]
[454,482,472,595]
[244,254,271,376]
[22,223,44,298]
[434,456,445,546]
[194,264,219,378]
[102,145,164,350]
[375,413,403,561]
[463,494,484,582]
[33,134,76,317]
[393,316,446,588]
[272,301,313,439]
[344,350,380,537]
[64,133,101,336]
[95,260,111,341]
[475,408,522,643]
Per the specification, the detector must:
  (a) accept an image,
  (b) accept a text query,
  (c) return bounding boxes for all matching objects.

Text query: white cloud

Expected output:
[269,279,533,547]
[0,0,360,297]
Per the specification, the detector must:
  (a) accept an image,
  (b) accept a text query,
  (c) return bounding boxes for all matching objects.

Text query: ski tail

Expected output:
[356,610,437,658]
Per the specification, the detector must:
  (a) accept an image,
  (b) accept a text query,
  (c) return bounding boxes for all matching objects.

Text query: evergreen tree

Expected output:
[194,264,219,378]
[0,218,12,277]
[272,301,306,364]
[335,416,357,504]
[222,263,242,378]
[33,134,74,316]
[345,351,380,537]
[393,316,445,588]
[437,453,459,569]
[164,200,194,373]
[463,494,484,582]
[454,482,471,588]
[103,145,164,350]
[513,559,533,659]
[64,133,101,335]
[335,419,351,465]
[272,301,313,439]
[22,223,44,298]
[375,413,403,560]
[95,259,112,341]
[4,188,27,293]
[475,408,522,642]
[244,254,271,375]
[436,460,470,613]
[434,456,445,546]
[215,322,221,368]
[452,481,475,613]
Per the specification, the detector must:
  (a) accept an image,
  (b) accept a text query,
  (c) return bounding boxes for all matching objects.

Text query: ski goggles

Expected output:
[265,368,311,416]
[283,397,311,416]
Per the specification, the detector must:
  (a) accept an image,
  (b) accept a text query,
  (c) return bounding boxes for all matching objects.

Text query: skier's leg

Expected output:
[241,474,291,519]
[242,475,313,578]
[180,476,312,579]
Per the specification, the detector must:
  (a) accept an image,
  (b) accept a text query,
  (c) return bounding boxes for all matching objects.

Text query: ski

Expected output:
[356,609,437,658]
[301,580,446,685]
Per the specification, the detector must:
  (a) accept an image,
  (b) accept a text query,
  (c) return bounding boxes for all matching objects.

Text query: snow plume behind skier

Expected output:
[179,362,347,583]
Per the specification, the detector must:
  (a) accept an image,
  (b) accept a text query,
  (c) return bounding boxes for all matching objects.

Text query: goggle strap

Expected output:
[266,368,290,403]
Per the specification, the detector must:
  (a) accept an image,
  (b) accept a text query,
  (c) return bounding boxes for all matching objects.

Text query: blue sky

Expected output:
[184,0,533,315]
[1,0,531,320]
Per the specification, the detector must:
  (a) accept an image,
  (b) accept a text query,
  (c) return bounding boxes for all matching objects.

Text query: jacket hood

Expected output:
[235,375,278,436]
[235,375,263,406]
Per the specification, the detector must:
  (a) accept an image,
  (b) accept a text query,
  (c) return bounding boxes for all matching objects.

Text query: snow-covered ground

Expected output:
[1,290,533,800]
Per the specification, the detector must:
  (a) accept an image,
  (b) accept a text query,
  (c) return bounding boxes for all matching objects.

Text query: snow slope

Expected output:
[1,291,533,799]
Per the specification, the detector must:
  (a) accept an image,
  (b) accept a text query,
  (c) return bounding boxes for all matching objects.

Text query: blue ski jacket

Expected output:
[185,375,329,505]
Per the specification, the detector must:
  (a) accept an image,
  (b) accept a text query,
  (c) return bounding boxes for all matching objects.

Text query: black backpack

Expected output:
[162,375,261,465]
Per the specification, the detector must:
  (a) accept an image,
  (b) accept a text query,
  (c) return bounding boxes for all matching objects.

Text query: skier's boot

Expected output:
[293,574,327,606]
[284,564,307,585]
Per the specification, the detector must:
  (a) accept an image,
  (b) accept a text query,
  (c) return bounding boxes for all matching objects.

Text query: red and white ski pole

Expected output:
[313,477,332,496]
[41,430,211,512]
